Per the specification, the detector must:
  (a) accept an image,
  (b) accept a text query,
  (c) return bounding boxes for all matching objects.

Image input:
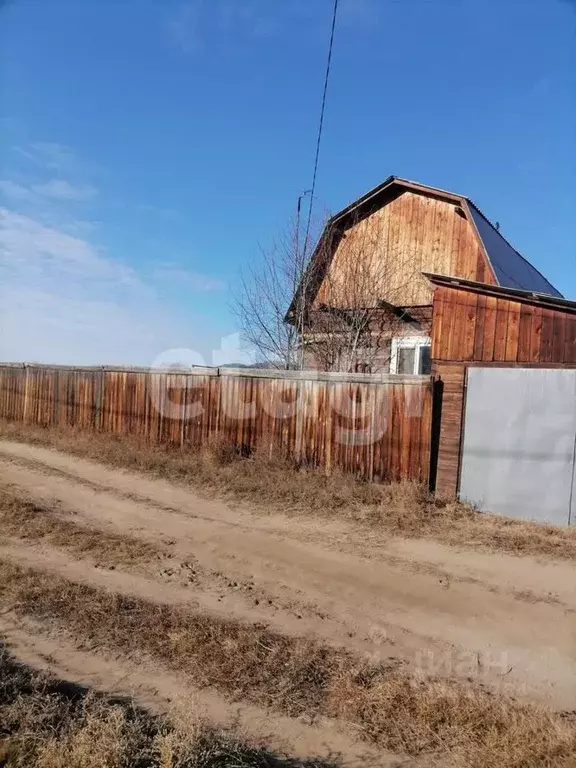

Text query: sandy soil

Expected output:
[0,439,575,763]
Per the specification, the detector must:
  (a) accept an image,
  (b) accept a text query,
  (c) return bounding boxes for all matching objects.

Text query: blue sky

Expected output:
[1,0,575,365]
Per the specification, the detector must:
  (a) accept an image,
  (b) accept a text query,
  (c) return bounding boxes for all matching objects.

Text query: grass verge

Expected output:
[0,559,574,768]
[0,487,165,568]
[0,646,334,768]
[1,420,576,561]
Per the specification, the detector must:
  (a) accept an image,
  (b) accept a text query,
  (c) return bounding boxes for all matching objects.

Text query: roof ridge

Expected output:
[393,176,468,202]
[329,175,466,225]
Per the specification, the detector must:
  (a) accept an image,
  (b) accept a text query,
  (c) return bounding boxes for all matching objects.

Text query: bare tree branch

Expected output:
[233,206,428,373]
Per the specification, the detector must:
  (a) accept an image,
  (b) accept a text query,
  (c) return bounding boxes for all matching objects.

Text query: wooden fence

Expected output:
[0,364,433,483]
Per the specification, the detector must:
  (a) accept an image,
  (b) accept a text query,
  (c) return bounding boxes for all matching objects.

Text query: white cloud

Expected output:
[31,179,97,201]
[59,220,100,236]
[0,139,225,366]
[0,209,208,366]
[0,180,33,201]
[21,142,79,173]
[0,177,98,206]
[1,210,120,273]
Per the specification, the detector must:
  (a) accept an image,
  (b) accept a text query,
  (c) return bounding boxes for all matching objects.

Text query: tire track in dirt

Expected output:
[0,440,575,710]
[0,615,403,768]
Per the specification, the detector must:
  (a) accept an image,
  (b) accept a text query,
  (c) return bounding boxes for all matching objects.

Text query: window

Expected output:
[391,337,432,375]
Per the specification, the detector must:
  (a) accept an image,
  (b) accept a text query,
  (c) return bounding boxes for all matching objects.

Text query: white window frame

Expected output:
[390,336,431,375]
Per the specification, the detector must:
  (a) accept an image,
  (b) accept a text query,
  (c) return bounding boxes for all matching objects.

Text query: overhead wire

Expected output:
[302,0,340,261]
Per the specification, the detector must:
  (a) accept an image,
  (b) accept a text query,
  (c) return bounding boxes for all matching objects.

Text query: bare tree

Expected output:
[235,206,427,373]
[232,214,322,369]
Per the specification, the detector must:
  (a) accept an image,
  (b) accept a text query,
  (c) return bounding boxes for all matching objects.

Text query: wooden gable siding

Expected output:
[315,191,493,309]
[432,285,576,365]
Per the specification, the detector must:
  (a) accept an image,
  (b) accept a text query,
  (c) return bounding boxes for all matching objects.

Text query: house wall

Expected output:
[432,285,576,364]
[302,338,393,373]
[302,307,433,373]
[431,284,576,498]
[315,191,493,309]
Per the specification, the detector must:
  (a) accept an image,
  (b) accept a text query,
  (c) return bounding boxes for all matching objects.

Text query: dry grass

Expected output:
[0,487,165,568]
[0,559,574,767]
[0,647,333,768]
[0,559,344,719]
[366,482,576,561]
[329,674,576,768]
[1,420,576,562]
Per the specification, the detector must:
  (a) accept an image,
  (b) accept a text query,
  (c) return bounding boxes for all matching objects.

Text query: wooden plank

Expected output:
[431,288,446,360]
[400,385,412,480]
[440,203,455,277]
[462,291,478,361]
[539,309,554,363]
[450,208,463,279]
[472,293,487,361]
[552,311,567,364]
[529,306,543,363]
[440,288,455,360]
[389,384,401,482]
[564,317,576,364]
[493,299,509,362]
[432,363,465,499]
[505,301,521,362]
[419,381,432,483]
[482,296,498,362]
[448,289,467,360]
[517,304,533,363]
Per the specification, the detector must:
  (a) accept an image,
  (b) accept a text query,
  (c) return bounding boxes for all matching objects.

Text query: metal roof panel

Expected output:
[467,204,562,298]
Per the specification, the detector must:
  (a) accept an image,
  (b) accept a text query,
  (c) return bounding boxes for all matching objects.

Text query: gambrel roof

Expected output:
[287,176,562,321]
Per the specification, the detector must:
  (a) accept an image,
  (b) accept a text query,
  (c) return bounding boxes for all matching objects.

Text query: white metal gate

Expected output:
[460,368,576,526]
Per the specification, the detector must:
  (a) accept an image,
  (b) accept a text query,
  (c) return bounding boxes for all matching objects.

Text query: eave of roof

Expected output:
[423,272,576,314]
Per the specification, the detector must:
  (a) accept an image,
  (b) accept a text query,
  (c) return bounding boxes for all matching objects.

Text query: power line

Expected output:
[302,0,340,260]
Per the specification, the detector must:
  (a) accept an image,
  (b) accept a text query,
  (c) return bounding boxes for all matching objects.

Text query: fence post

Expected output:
[22,364,30,424]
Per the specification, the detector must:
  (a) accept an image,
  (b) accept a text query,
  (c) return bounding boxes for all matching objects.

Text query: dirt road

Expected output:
[0,438,574,714]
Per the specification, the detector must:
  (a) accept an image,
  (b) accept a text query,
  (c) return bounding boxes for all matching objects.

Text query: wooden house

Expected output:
[286,176,576,522]
[288,176,561,375]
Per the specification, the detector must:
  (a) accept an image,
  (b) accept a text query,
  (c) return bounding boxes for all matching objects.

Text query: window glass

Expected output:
[419,345,431,375]
[397,347,416,374]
